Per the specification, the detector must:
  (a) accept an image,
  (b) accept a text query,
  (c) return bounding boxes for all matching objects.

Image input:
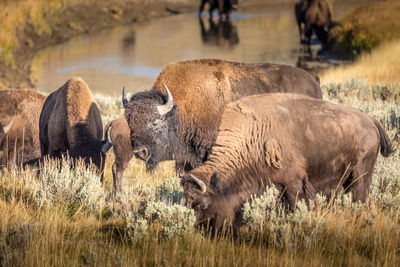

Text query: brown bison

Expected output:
[117,59,322,191]
[182,93,394,231]
[295,0,335,45]
[104,116,133,192]
[199,0,238,19]
[0,89,46,169]
[39,77,112,178]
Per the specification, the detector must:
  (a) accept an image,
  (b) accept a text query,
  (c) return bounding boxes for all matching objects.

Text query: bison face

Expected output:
[182,172,224,228]
[124,85,179,172]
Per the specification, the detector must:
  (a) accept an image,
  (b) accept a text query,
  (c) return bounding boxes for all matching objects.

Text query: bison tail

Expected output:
[374,119,395,157]
[104,120,113,141]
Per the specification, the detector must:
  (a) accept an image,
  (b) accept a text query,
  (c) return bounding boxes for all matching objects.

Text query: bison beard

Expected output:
[182,93,394,232]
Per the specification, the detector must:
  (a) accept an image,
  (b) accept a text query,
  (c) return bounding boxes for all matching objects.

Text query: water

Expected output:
[31,1,372,95]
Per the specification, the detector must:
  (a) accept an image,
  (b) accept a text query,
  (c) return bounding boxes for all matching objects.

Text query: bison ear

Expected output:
[210,172,222,194]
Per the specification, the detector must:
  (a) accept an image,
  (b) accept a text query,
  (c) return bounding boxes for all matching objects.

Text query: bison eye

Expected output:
[150,119,161,128]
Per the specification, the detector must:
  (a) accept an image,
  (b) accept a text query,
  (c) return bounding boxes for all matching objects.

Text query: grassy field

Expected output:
[0,75,399,266]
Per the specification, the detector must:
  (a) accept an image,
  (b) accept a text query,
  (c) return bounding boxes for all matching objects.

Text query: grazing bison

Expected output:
[0,89,46,169]
[199,0,238,19]
[182,93,394,231]
[295,0,335,45]
[39,77,112,178]
[118,59,322,191]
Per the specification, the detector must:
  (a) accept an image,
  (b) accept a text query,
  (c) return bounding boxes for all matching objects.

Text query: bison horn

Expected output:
[190,174,207,194]
[157,84,174,116]
[101,141,113,154]
[122,86,128,108]
[3,117,13,134]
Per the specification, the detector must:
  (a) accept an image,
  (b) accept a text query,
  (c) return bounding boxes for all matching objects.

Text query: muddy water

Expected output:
[31,1,373,95]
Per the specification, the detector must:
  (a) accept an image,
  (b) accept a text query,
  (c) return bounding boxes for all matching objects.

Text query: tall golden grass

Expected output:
[321,40,400,85]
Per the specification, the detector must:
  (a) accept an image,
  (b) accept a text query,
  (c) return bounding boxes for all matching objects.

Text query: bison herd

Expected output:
[0,58,394,232]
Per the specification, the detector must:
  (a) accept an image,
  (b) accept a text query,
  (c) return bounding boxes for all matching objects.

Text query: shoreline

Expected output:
[0,0,198,89]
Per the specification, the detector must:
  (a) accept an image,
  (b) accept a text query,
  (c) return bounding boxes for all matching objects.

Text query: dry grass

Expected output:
[0,76,398,266]
[321,40,400,85]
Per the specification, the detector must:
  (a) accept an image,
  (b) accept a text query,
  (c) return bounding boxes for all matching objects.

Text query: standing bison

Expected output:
[199,0,238,19]
[182,93,394,231]
[0,89,46,169]
[115,59,322,192]
[295,0,335,45]
[39,77,112,178]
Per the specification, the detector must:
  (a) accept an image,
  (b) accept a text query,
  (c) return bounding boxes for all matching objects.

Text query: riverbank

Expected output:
[0,0,199,89]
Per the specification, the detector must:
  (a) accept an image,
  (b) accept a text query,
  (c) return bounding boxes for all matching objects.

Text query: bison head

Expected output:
[124,84,179,171]
[69,140,113,180]
[182,172,237,232]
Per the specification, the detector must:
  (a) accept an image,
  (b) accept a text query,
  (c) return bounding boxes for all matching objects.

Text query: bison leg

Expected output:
[284,176,315,210]
[199,0,207,15]
[344,158,376,203]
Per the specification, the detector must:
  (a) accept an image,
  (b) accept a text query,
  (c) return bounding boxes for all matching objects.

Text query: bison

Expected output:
[295,0,335,45]
[0,89,46,169]
[181,93,394,231]
[39,77,112,178]
[199,0,238,19]
[117,59,322,192]
[104,116,133,192]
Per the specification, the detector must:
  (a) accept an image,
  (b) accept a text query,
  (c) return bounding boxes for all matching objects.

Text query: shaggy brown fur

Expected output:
[0,89,45,169]
[104,116,133,192]
[295,0,334,45]
[124,59,322,182]
[182,93,394,231]
[39,77,111,176]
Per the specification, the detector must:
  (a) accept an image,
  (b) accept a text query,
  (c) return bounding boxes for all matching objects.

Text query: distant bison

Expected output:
[117,59,322,191]
[0,89,46,169]
[199,0,238,19]
[182,93,394,231]
[39,77,112,178]
[295,0,335,45]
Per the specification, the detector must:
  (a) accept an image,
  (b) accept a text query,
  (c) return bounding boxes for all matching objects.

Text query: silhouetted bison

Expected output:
[199,0,238,19]
[295,0,335,45]
[0,89,46,169]
[182,93,394,231]
[117,59,322,191]
[39,77,112,178]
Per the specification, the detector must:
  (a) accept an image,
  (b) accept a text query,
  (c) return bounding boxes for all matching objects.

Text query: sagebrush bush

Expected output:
[34,157,104,214]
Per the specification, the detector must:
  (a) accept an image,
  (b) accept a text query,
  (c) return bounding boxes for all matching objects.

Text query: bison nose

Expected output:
[133,146,149,161]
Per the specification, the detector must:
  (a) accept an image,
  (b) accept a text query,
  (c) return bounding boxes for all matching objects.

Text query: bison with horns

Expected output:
[181,93,394,231]
[39,77,113,179]
[112,59,322,192]
[0,89,46,169]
